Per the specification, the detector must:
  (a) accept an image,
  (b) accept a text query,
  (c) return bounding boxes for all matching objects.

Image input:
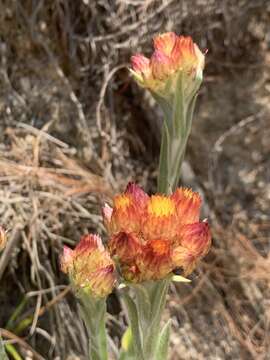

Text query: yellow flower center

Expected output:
[114,195,131,210]
[148,195,175,217]
[150,239,170,256]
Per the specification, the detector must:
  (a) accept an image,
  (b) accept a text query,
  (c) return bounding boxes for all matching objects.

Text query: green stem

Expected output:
[122,279,170,360]
[157,75,201,194]
[78,293,108,360]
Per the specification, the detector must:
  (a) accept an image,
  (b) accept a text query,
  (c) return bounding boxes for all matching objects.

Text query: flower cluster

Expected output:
[131,32,204,99]
[103,183,211,282]
[60,234,116,298]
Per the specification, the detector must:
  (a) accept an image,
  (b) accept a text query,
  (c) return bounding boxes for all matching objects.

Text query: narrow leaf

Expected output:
[172,275,191,283]
[155,320,171,360]
[122,293,144,360]
[172,72,185,137]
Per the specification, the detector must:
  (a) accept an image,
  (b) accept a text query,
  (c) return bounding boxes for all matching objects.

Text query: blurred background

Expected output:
[0,0,269,359]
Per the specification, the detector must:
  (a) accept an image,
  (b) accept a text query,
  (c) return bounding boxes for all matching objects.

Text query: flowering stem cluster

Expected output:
[60,32,209,360]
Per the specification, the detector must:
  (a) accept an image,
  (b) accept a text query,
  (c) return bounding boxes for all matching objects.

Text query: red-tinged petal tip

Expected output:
[102,203,113,222]
[75,233,103,256]
[131,54,150,73]
[125,182,149,206]
[172,222,211,275]
[180,222,211,257]
[102,203,113,233]
[60,246,74,273]
[150,50,173,80]
[90,264,116,298]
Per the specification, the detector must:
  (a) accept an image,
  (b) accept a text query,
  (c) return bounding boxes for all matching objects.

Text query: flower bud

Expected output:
[60,234,116,298]
[130,32,205,101]
[130,54,152,86]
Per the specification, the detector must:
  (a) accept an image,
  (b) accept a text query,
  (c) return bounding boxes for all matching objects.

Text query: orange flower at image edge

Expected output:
[103,183,211,283]
[0,226,7,251]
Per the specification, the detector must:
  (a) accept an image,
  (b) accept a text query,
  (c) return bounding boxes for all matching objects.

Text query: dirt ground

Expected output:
[0,1,270,359]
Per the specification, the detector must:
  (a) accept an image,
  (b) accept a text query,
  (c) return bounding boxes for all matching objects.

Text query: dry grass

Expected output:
[0,0,270,359]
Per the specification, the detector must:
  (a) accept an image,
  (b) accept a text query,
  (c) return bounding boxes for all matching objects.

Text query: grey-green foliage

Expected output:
[0,337,8,360]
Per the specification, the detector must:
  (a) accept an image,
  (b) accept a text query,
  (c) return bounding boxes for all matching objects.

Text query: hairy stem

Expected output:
[78,293,108,360]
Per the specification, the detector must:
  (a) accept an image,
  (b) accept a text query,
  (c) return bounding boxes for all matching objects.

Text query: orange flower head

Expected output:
[130,32,205,98]
[0,226,7,251]
[108,183,148,235]
[142,195,177,240]
[60,234,116,298]
[172,221,211,275]
[138,239,173,281]
[104,183,211,282]
[171,187,202,225]
[109,232,143,263]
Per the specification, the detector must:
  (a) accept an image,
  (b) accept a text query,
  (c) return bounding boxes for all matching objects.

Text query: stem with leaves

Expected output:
[121,72,202,360]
